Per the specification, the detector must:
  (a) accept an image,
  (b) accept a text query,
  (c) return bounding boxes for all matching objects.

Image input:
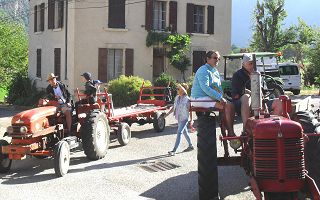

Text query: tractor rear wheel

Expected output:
[117,122,131,146]
[197,115,218,200]
[292,111,320,188]
[81,110,110,160]
[153,112,165,132]
[54,141,70,177]
[0,140,12,173]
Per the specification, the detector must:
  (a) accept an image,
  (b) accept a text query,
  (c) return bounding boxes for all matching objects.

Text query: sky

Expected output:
[232,0,320,47]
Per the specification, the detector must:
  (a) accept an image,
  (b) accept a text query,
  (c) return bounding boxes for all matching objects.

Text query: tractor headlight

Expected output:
[6,126,14,134]
[20,126,28,134]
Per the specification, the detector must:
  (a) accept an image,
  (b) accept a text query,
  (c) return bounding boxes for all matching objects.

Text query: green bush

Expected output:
[7,73,45,106]
[108,75,152,107]
[154,73,178,100]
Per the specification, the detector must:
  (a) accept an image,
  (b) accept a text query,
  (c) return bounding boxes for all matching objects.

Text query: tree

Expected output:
[283,18,317,66]
[165,34,191,82]
[0,0,29,31]
[250,0,297,52]
[0,13,28,91]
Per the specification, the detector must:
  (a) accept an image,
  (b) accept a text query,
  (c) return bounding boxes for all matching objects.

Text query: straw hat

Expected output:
[177,83,189,95]
[47,73,58,81]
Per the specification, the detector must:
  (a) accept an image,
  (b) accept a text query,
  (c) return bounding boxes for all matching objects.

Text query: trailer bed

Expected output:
[109,104,165,121]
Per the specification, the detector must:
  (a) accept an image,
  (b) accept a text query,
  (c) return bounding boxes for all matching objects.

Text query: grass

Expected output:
[0,88,7,103]
[300,85,319,96]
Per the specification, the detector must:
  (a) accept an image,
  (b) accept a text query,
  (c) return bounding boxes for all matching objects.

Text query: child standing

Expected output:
[165,83,194,156]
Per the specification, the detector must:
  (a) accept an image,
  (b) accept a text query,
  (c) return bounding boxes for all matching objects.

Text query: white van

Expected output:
[278,63,301,95]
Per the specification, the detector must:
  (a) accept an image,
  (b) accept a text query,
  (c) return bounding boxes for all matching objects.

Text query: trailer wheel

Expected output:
[54,141,70,177]
[197,115,218,200]
[0,140,12,173]
[117,122,131,146]
[292,111,320,188]
[81,110,109,160]
[153,112,165,132]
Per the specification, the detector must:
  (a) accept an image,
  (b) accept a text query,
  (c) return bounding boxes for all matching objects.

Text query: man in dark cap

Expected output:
[80,72,97,104]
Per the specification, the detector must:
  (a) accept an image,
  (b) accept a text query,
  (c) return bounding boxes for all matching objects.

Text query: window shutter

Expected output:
[36,49,42,78]
[48,0,54,29]
[207,6,214,34]
[145,0,153,31]
[40,3,45,31]
[58,0,64,28]
[109,0,125,28]
[54,48,61,80]
[34,5,38,32]
[186,3,194,33]
[169,1,177,33]
[192,51,206,73]
[98,48,108,82]
[125,49,134,76]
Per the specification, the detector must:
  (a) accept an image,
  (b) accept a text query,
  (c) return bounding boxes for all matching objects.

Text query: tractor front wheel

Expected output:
[0,140,12,173]
[81,110,110,160]
[117,122,131,146]
[197,115,218,200]
[54,141,70,177]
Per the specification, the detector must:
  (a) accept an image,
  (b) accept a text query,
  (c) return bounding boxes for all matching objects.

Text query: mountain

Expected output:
[232,0,320,48]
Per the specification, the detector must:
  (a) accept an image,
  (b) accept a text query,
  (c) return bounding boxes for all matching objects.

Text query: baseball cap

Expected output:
[242,53,253,63]
[81,72,91,80]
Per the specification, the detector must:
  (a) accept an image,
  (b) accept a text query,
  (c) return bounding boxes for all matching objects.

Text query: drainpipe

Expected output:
[64,0,68,80]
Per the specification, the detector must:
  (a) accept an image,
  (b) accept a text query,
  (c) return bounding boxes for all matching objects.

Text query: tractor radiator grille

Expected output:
[255,139,278,179]
[284,138,305,179]
[254,138,305,180]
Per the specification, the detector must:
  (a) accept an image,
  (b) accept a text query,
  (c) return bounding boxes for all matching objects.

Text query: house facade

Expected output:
[28,0,232,94]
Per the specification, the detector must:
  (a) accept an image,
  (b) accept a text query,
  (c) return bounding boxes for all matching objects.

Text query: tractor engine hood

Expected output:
[11,106,58,125]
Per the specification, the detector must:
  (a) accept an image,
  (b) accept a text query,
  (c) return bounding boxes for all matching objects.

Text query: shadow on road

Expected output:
[140,171,198,200]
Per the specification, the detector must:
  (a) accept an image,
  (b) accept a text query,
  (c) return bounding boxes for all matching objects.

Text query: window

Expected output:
[193,5,204,33]
[36,49,42,78]
[107,49,123,81]
[153,1,166,31]
[34,3,45,32]
[48,0,64,29]
[54,48,61,80]
[108,0,125,28]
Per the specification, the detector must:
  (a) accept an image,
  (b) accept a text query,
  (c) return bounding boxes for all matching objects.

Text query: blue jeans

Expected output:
[172,120,193,152]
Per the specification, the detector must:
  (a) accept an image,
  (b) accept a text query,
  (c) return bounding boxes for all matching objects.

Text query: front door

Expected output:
[153,48,165,81]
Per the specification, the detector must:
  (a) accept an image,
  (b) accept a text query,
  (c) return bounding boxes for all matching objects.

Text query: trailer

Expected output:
[76,82,172,146]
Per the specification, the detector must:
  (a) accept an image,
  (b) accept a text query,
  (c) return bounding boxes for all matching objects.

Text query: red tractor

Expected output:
[195,54,320,199]
[0,84,171,177]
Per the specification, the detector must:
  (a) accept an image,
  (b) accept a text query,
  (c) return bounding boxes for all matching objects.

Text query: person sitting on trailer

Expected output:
[190,50,236,137]
[231,53,283,128]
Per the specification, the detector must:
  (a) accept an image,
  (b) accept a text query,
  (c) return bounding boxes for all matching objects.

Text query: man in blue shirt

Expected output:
[191,50,235,137]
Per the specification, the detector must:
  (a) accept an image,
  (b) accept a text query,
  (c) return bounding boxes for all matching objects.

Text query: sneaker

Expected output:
[168,151,176,156]
[184,146,194,152]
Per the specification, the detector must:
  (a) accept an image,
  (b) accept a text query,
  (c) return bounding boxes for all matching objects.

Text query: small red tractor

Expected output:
[0,83,171,177]
[194,54,320,200]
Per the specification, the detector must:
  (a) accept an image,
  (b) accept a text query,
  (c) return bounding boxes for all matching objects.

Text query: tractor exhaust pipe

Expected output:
[251,54,262,119]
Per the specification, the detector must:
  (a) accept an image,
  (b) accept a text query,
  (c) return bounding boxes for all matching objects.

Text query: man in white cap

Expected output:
[46,73,72,135]
[231,53,282,128]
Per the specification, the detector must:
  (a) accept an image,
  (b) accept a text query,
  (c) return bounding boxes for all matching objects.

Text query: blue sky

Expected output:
[232,0,320,47]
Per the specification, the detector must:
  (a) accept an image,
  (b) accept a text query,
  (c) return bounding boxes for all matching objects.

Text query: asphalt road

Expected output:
[0,95,319,200]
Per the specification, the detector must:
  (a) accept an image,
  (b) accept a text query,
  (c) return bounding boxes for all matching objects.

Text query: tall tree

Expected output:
[250,0,297,52]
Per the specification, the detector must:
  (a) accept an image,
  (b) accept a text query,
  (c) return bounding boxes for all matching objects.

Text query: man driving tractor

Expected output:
[45,73,72,135]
